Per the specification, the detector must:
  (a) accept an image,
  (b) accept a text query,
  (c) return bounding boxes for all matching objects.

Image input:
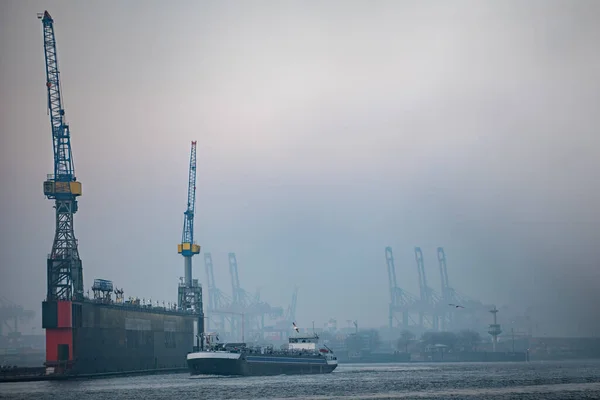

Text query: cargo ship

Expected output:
[187,332,338,376]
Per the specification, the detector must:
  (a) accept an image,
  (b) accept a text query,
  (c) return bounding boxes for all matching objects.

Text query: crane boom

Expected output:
[182,141,197,245]
[385,246,398,304]
[287,287,298,322]
[40,11,76,181]
[437,247,450,291]
[414,247,429,302]
[228,252,242,305]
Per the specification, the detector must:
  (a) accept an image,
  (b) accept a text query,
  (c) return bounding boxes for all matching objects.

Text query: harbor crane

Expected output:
[38,10,83,303]
[228,253,283,337]
[0,297,35,336]
[437,247,488,330]
[177,141,203,319]
[385,246,495,333]
[286,286,298,324]
[203,252,233,332]
[414,247,442,330]
[38,9,85,372]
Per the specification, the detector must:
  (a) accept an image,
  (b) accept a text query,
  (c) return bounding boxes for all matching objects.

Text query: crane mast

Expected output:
[39,10,83,302]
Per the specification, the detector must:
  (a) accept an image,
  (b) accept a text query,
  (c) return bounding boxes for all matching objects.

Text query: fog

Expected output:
[1,0,599,337]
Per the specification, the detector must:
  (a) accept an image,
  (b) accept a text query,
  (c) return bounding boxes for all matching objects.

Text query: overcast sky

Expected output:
[1,0,599,336]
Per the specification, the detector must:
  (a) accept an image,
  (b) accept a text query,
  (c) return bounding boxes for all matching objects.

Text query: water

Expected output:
[2,360,600,399]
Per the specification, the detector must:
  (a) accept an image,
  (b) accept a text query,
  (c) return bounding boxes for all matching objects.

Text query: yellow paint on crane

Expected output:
[177,243,201,254]
[70,182,82,195]
[43,180,82,197]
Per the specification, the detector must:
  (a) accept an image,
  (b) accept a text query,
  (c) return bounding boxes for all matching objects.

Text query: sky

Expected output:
[1,0,599,337]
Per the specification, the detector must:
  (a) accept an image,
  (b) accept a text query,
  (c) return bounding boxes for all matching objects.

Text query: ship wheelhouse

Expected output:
[288,334,320,351]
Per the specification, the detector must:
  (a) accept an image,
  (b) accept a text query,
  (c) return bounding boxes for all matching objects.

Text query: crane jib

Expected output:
[181,141,198,245]
[41,11,76,182]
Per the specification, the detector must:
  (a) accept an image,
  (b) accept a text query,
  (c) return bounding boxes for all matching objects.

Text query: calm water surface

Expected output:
[2,360,600,399]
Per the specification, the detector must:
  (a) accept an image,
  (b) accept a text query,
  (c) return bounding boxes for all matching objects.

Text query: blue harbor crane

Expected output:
[178,141,200,285]
[38,10,83,302]
[177,142,203,322]
[38,9,84,372]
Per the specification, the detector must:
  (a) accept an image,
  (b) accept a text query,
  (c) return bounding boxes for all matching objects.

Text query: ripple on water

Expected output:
[1,360,600,400]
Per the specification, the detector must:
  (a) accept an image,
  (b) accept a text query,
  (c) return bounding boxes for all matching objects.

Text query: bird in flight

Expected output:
[449,303,465,308]
[292,322,300,333]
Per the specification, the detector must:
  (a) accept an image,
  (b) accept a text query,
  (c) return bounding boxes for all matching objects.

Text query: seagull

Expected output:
[449,303,465,308]
[292,322,300,333]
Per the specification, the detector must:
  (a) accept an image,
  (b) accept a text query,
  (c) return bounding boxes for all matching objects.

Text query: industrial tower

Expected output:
[38,10,82,371]
[177,141,203,319]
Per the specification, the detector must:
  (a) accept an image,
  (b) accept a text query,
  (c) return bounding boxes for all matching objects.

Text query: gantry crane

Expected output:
[228,253,283,337]
[385,246,419,330]
[437,247,487,331]
[437,247,453,329]
[0,297,35,337]
[203,252,233,332]
[286,286,298,323]
[228,252,246,335]
[414,247,442,330]
[177,141,203,324]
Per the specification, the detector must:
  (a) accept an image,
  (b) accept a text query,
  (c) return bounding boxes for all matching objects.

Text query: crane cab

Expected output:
[178,243,201,255]
[44,176,82,199]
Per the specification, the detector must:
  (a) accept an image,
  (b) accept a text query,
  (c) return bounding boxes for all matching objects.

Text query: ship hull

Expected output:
[187,352,337,376]
[43,300,197,375]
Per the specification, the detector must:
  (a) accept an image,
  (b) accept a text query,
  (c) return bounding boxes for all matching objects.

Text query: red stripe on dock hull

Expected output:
[46,328,73,362]
[57,300,72,328]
